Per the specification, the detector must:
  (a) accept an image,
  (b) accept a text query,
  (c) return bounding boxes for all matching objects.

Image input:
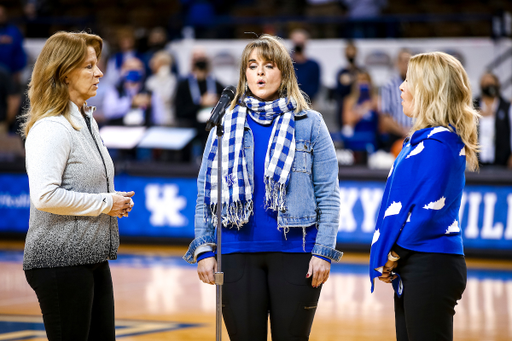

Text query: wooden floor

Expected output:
[1,241,512,340]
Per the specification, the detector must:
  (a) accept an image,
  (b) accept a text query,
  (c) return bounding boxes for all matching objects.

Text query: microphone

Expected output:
[205,85,236,131]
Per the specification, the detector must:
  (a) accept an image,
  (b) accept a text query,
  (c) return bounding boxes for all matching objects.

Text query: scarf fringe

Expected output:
[264,177,287,212]
[208,200,254,229]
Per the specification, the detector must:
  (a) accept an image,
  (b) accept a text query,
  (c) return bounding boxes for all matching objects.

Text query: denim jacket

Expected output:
[183,109,342,264]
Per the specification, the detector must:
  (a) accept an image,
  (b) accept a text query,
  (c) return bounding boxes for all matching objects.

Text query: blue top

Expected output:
[197,114,328,262]
[369,126,466,294]
[294,59,321,101]
[0,24,27,74]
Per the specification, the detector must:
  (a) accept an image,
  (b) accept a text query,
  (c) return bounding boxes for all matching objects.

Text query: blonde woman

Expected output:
[369,52,479,341]
[184,35,341,340]
[22,32,134,340]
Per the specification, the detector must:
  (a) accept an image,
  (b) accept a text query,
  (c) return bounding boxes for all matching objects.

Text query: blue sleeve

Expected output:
[196,251,216,262]
[369,139,458,291]
[313,255,331,263]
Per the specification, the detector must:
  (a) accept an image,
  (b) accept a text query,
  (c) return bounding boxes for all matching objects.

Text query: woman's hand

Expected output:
[197,257,217,285]
[378,259,398,283]
[108,191,135,218]
[307,256,331,288]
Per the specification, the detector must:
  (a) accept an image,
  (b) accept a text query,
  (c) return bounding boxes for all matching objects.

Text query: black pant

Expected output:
[222,252,321,341]
[394,252,467,341]
[25,261,115,341]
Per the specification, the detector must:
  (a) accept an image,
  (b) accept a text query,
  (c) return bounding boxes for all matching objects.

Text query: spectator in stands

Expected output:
[0,5,27,82]
[146,51,177,126]
[175,47,224,131]
[290,28,321,103]
[379,48,413,151]
[342,0,388,38]
[142,27,179,76]
[0,66,18,134]
[104,27,143,87]
[474,72,512,168]
[341,69,379,154]
[22,1,52,38]
[334,40,362,130]
[103,57,165,126]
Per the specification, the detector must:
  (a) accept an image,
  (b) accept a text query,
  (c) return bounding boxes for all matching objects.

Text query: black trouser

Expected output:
[222,252,322,341]
[394,252,467,341]
[25,261,115,341]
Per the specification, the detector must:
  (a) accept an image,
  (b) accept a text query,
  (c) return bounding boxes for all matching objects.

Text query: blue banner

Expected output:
[1,174,511,251]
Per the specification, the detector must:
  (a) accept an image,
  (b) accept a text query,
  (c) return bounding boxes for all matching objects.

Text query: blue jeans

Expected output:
[25,261,115,341]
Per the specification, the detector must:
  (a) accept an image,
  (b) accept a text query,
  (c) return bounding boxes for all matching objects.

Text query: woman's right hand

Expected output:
[197,257,217,285]
[107,191,135,218]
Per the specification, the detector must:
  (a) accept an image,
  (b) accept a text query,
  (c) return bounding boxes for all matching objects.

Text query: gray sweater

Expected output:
[23,102,118,270]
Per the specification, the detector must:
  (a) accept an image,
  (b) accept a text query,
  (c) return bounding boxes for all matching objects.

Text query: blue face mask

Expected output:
[358,84,371,103]
[124,70,143,83]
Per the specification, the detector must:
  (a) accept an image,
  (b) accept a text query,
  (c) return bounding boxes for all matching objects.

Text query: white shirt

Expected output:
[478,98,512,163]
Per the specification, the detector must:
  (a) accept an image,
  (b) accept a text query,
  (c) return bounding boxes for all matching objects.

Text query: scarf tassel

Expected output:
[264,177,287,212]
[208,200,254,229]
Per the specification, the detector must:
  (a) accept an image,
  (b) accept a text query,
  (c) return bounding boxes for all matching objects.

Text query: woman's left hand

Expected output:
[378,259,398,283]
[307,256,331,288]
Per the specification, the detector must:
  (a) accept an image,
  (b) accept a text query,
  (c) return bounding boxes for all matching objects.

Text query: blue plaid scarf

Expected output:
[204,96,297,228]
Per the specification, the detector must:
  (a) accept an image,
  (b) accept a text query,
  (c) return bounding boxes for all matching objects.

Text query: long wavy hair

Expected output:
[22,31,103,138]
[407,51,480,171]
[230,34,309,113]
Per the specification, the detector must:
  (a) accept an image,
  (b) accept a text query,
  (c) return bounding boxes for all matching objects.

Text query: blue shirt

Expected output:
[369,126,466,294]
[0,24,27,74]
[294,59,321,101]
[197,114,329,262]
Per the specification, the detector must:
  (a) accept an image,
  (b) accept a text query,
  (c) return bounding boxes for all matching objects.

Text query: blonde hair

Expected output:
[407,51,480,171]
[22,31,103,138]
[230,34,309,113]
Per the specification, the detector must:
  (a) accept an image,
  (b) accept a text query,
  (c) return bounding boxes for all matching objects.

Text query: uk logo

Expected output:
[145,184,188,227]
[225,174,236,187]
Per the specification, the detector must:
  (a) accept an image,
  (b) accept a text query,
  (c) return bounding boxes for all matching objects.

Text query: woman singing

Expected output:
[23,31,134,340]
[369,52,479,341]
[184,34,341,340]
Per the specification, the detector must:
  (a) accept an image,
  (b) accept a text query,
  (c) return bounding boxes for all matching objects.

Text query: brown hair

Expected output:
[407,52,480,171]
[22,31,103,137]
[230,34,309,113]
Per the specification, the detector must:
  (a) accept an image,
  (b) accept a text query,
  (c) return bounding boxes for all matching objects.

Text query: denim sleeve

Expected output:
[183,129,217,264]
[310,112,343,262]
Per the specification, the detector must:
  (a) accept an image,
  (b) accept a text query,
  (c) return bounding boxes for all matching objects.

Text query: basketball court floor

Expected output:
[0,240,511,341]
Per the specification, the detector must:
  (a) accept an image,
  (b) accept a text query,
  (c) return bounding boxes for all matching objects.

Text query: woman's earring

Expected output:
[245,82,248,93]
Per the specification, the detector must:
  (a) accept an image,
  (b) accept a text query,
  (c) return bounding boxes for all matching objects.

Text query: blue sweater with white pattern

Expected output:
[369,126,466,293]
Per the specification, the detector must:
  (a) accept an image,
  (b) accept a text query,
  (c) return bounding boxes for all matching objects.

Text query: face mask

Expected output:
[347,56,355,64]
[358,84,371,103]
[481,85,498,98]
[194,60,208,70]
[294,44,304,54]
[124,70,143,83]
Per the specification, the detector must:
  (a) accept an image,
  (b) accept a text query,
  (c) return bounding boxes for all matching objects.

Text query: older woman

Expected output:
[22,31,134,340]
[184,34,341,340]
[369,52,479,341]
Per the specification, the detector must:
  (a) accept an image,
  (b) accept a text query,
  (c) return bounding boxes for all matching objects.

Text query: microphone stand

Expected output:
[213,121,224,341]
